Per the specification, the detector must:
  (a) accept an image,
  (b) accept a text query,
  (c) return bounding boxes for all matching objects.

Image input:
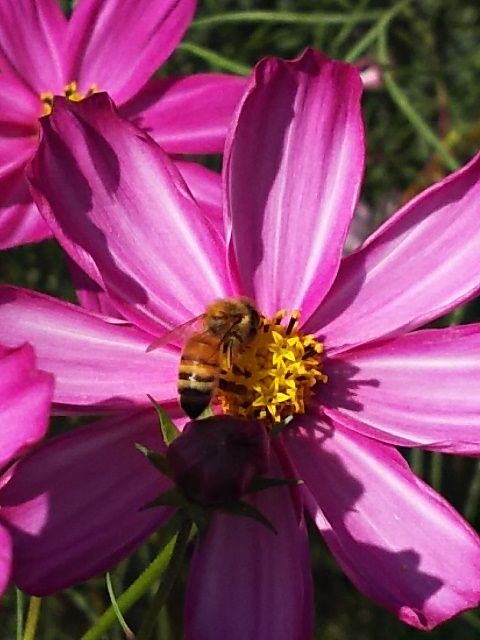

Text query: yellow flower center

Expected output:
[40,82,99,116]
[216,311,327,426]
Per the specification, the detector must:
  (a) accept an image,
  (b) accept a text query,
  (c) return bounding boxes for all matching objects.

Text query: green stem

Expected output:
[429,452,443,491]
[345,0,409,62]
[449,304,467,326]
[106,573,135,640]
[81,514,180,640]
[464,460,480,521]
[136,517,193,640]
[177,42,251,76]
[410,448,424,477]
[16,589,24,640]
[462,611,480,631]
[191,10,383,28]
[377,28,459,172]
[23,597,41,640]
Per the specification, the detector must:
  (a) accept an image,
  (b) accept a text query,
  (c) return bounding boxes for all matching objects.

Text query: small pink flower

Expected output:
[0,0,245,248]
[2,49,480,638]
[0,343,53,596]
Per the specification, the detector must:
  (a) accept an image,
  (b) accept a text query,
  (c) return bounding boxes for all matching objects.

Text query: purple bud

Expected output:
[166,416,270,506]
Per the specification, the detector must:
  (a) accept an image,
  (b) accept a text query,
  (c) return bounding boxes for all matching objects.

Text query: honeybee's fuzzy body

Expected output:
[178,298,260,418]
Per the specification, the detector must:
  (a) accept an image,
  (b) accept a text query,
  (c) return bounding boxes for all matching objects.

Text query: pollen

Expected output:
[40,82,99,116]
[217,311,327,426]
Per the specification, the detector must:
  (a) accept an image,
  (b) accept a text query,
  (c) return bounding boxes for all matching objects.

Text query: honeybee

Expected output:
[147,298,260,419]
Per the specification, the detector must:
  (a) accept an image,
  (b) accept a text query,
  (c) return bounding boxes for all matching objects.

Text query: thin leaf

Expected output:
[140,488,188,511]
[177,42,251,75]
[80,514,181,640]
[105,573,134,640]
[147,395,180,445]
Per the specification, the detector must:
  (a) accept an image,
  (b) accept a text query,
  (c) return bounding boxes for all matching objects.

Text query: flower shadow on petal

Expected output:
[319,357,379,412]
[290,426,444,628]
[30,121,148,306]
[320,450,443,628]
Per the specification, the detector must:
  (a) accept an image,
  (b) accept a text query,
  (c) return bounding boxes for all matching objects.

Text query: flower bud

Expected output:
[166,415,270,506]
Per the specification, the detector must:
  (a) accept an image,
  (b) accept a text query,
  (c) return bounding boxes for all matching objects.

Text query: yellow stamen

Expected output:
[217,311,327,426]
[40,81,99,116]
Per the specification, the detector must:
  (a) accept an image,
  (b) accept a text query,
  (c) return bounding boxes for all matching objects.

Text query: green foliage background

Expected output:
[2,0,480,638]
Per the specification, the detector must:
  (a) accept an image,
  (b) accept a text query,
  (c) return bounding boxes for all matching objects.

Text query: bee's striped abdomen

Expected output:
[178,333,220,418]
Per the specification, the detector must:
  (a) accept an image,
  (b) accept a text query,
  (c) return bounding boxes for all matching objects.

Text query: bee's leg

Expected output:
[223,340,233,369]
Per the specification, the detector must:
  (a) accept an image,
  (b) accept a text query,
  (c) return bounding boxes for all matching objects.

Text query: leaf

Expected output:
[247,475,303,493]
[218,500,277,534]
[270,415,294,437]
[197,405,214,419]
[148,394,180,445]
[135,443,172,478]
[139,488,189,511]
[186,503,211,536]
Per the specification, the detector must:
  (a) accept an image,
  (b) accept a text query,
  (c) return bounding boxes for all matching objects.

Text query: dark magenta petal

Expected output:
[185,451,313,640]
[0,410,179,595]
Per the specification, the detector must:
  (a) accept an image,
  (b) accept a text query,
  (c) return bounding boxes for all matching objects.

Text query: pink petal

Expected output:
[65,0,196,104]
[0,69,41,125]
[0,129,37,180]
[308,151,480,351]
[0,0,67,94]
[0,172,52,249]
[175,160,223,224]
[120,74,246,154]
[284,419,480,629]
[321,324,480,454]
[225,48,364,318]
[27,93,231,335]
[0,410,175,595]
[0,526,12,597]
[0,287,178,412]
[185,450,312,640]
[0,343,53,467]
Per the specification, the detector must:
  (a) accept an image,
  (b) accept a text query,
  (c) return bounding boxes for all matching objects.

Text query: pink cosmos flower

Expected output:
[0,0,245,248]
[1,49,480,638]
[0,343,53,596]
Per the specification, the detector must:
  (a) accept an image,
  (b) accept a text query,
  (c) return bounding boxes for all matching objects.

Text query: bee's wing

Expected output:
[146,315,206,352]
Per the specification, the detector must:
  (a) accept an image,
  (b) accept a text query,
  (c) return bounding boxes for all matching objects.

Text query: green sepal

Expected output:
[186,503,211,536]
[139,488,190,511]
[135,443,172,478]
[270,415,294,437]
[218,500,277,534]
[147,394,180,445]
[247,475,303,494]
[197,405,214,420]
